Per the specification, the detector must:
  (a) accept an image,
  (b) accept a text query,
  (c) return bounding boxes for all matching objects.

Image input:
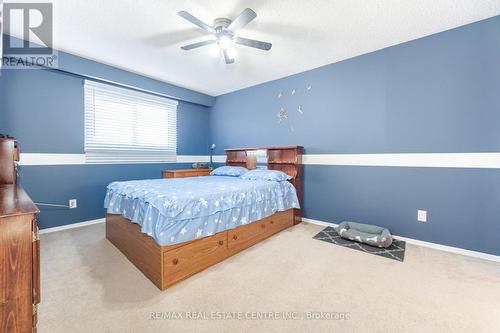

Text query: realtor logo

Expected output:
[1,2,58,69]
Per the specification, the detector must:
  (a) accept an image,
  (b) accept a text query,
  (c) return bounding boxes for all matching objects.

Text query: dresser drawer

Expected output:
[162,232,228,287]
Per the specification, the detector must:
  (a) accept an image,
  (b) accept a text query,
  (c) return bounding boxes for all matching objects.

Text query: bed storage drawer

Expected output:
[228,210,294,252]
[162,232,228,287]
[266,210,294,234]
[227,219,269,252]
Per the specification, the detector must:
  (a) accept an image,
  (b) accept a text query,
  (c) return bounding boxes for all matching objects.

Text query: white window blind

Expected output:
[84,81,178,163]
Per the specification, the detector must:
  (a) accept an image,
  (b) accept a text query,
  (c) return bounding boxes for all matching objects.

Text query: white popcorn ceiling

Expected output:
[8,0,500,96]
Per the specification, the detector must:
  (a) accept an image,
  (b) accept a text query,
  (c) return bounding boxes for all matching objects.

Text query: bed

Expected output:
[105,146,303,290]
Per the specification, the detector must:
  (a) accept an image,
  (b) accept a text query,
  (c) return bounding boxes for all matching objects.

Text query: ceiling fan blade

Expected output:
[223,49,235,64]
[235,37,272,51]
[181,39,215,50]
[227,8,257,33]
[178,11,216,35]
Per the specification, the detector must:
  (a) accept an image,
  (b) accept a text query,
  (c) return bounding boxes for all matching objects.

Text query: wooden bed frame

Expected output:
[106,146,304,290]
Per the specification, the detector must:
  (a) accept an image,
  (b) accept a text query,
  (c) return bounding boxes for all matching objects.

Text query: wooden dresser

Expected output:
[162,168,211,179]
[0,138,40,333]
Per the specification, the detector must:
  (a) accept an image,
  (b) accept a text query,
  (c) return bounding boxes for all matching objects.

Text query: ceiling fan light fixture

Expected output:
[226,48,237,60]
[209,44,220,57]
[218,35,233,50]
[178,8,271,65]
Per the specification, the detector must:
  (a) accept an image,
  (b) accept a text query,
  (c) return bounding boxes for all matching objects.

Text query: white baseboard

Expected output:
[303,218,338,228]
[39,218,105,234]
[303,217,500,263]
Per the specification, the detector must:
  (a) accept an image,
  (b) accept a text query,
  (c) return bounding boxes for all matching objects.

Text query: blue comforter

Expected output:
[104,176,300,246]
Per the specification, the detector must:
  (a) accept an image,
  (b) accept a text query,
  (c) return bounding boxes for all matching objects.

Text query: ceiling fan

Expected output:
[178,8,272,64]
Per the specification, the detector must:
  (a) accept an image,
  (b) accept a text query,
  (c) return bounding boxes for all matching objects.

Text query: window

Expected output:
[84,81,177,163]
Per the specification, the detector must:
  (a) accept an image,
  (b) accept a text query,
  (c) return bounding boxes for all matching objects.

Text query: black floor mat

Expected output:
[313,226,406,262]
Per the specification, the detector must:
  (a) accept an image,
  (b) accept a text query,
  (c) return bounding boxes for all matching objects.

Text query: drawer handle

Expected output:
[218,240,224,246]
[270,220,274,224]
[233,235,238,240]
[261,224,266,229]
[172,258,179,265]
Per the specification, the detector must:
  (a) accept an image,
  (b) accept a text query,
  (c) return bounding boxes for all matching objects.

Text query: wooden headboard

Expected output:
[225,145,304,224]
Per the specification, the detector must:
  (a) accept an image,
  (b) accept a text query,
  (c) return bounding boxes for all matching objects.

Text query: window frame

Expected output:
[84,80,178,164]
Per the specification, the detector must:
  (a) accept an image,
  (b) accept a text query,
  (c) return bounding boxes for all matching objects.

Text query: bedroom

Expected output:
[0,0,500,332]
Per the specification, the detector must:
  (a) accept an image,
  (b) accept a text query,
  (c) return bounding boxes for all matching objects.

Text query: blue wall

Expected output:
[0,69,210,154]
[210,16,500,255]
[2,34,215,107]
[0,53,211,229]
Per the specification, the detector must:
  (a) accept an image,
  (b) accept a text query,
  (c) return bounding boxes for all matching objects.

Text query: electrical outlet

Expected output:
[69,199,77,209]
[417,210,427,222]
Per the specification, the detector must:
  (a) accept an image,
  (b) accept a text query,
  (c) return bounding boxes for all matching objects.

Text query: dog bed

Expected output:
[335,221,393,248]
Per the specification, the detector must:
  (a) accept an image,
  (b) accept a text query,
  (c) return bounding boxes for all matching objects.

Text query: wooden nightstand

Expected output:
[162,169,211,179]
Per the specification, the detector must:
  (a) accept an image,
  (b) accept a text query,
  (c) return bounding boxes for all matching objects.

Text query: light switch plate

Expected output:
[69,199,77,209]
[417,210,427,222]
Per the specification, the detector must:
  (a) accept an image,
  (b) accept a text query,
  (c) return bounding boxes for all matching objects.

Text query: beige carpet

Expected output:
[39,222,500,333]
